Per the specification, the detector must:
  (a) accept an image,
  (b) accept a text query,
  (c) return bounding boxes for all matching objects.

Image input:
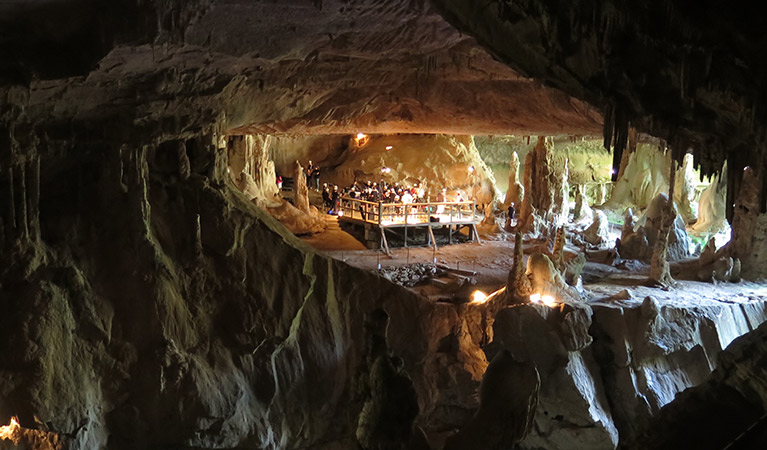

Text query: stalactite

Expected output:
[17,161,28,240]
[603,102,614,152]
[610,105,628,182]
[27,156,40,240]
[7,166,15,239]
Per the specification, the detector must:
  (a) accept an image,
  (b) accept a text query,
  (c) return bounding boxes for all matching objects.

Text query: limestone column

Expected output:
[516,137,564,232]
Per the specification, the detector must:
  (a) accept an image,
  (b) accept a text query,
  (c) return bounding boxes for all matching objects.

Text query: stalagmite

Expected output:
[356,309,421,450]
[551,226,566,270]
[572,184,593,224]
[516,137,567,233]
[524,253,581,302]
[507,232,529,301]
[621,208,636,241]
[584,210,610,247]
[648,161,676,287]
[443,350,540,450]
[294,160,311,214]
[674,153,697,223]
[503,151,524,209]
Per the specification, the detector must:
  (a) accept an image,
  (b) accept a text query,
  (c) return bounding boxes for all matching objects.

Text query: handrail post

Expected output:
[378,201,382,226]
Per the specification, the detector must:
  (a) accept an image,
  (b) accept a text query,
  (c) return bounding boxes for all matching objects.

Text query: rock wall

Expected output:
[491,297,767,449]
[0,129,491,449]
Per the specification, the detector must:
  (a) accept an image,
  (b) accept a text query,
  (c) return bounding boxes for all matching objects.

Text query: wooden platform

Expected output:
[336,196,480,253]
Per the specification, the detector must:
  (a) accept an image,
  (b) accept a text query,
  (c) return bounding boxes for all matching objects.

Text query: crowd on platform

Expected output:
[322,180,467,216]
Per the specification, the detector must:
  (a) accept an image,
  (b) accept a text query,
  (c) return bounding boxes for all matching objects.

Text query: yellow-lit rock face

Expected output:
[323,134,497,204]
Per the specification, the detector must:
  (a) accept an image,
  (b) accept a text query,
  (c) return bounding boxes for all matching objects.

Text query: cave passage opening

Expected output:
[222,129,735,306]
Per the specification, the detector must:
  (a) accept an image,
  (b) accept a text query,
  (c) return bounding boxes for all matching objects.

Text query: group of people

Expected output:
[320,179,468,219]
[339,180,428,205]
[305,161,321,190]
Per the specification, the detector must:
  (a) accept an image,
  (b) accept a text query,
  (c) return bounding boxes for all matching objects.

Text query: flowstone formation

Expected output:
[691,165,728,235]
[226,135,324,235]
[227,135,281,207]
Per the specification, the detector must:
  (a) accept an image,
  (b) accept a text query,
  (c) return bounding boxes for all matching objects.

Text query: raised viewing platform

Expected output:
[336,196,479,252]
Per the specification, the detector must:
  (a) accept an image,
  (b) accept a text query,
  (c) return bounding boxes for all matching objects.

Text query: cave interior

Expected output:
[2,1,767,450]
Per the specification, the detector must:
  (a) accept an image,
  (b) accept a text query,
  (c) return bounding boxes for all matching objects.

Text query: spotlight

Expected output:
[468,166,475,173]
[385,145,393,151]
[471,291,488,304]
[357,133,366,140]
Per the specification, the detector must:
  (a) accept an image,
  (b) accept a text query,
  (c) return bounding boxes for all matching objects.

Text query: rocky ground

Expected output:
[303,223,767,449]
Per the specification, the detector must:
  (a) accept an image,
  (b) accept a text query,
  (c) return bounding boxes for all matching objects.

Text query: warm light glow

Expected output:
[385,145,393,151]
[529,293,557,307]
[337,210,344,217]
[0,416,20,443]
[467,165,475,173]
[354,133,369,147]
[471,290,488,304]
[381,167,391,174]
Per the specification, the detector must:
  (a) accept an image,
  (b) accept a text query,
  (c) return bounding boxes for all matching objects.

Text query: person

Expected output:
[331,185,340,215]
[436,188,447,214]
[322,183,331,210]
[276,174,283,189]
[505,202,515,231]
[306,160,314,182]
[313,165,321,190]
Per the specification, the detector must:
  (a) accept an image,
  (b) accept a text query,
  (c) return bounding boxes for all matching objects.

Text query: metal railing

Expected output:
[338,197,476,227]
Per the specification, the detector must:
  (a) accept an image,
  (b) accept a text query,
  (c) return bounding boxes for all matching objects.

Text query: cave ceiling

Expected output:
[3,0,765,177]
[430,0,767,177]
[0,0,602,145]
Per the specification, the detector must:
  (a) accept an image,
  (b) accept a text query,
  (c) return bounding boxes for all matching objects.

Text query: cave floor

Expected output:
[302,223,767,306]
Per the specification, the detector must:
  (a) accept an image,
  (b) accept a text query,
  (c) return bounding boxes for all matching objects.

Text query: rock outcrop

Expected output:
[625,318,767,450]
[492,295,767,449]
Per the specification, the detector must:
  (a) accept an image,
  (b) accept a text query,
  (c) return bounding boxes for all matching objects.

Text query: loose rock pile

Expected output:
[379,264,442,287]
